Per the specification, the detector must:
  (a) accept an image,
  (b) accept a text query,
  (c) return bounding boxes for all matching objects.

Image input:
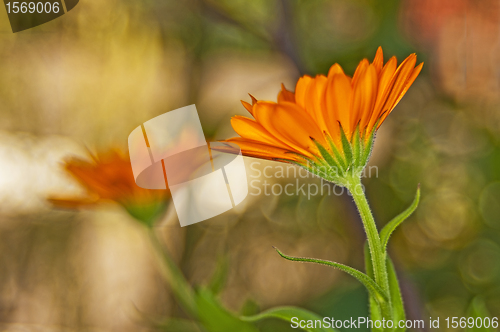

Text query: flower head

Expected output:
[49,150,169,225]
[220,47,423,184]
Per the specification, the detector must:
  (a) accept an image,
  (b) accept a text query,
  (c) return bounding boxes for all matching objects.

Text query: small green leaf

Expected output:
[241,306,338,332]
[364,243,383,332]
[208,255,229,296]
[387,257,406,331]
[466,297,495,332]
[195,287,259,332]
[240,298,260,316]
[274,247,388,305]
[380,185,420,252]
[365,245,406,331]
[364,242,375,279]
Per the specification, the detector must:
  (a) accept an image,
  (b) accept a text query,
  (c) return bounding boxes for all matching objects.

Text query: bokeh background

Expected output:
[1,0,500,331]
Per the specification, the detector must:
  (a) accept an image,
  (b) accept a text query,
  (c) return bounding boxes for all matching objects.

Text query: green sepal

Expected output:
[338,124,353,168]
[311,137,342,172]
[380,185,420,252]
[282,159,336,182]
[281,154,342,183]
[284,160,316,174]
[124,200,167,227]
[360,127,376,168]
[274,247,389,305]
[325,133,348,171]
[351,125,363,169]
[284,152,328,169]
[241,306,338,332]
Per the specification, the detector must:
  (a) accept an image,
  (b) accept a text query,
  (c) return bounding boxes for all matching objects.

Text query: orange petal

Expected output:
[376,54,417,125]
[328,63,344,77]
[389,62,423,110]
[294,74,335,142]
[325,72,353,138]
[353,64,378,131]
[66,165,107,193]
[305,75,330,135]
[352,59,369,88]
[231,115,292,150]
[366,56,397,132]
[295,75,313,110]
[249,94,258,105]
[384,54,417,105]
[378,61,423,127]
[253,101,324,158]
[223,137,303,162]
[372,46,384,74]
[277,83,295,103]
[48,196,100,209]
[241,100,253,115]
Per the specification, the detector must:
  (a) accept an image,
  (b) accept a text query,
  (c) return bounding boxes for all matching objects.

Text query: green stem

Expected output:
[148,229,198,317]
[346,176,391,320]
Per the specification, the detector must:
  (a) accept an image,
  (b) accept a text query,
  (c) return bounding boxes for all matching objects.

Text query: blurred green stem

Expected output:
[148,229,198,318]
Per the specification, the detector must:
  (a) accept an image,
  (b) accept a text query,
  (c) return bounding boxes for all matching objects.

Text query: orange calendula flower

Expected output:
[220,47,423,184]
[49,150,169,225]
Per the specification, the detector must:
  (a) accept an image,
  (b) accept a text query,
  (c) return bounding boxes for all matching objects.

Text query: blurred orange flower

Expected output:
[220,47,422,183]
[50,150,169,224]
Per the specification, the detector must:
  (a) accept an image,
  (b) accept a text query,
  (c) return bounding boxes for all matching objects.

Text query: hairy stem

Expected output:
[346,176,392,321]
